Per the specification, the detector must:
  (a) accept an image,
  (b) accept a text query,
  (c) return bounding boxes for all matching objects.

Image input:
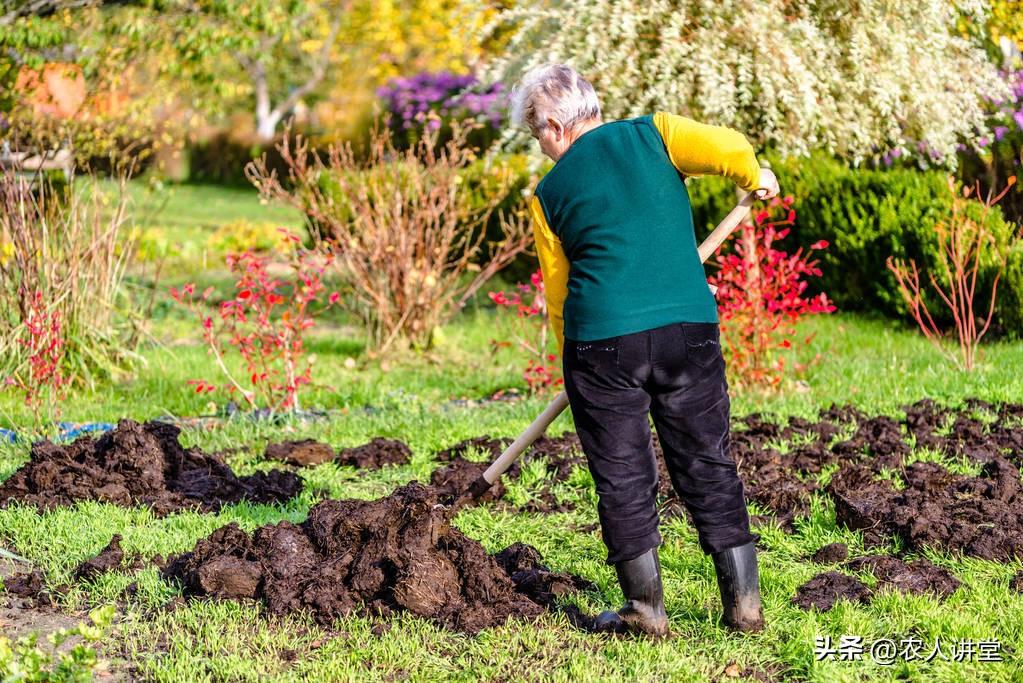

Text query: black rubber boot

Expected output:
[593,547,669,636]
[711,541,764,632]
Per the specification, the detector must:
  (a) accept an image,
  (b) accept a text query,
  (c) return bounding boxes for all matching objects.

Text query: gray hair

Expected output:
[509,63,601,136]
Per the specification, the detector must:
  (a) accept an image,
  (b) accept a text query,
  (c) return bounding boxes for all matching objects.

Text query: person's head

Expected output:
[509,63,602,161]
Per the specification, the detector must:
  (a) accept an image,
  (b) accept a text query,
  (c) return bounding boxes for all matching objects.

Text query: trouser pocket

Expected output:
[570,336,621,375]
[680,322,721,369]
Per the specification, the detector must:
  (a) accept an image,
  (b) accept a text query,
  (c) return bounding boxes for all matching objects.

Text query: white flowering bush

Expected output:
[481,0,1010,167]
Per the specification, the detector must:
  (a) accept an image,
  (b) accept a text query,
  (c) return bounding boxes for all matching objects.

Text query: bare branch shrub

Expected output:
[0,167,142,393]
[886,175,1019,371]
[245,119,533,352]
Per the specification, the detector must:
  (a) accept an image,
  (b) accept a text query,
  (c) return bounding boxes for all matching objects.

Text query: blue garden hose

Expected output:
[0,422,116,444]
[56,422,116,441]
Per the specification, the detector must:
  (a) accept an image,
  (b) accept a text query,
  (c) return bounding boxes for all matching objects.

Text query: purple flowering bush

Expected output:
[376,71,506,151]
[871,68,1023,225]
[967,68,1023,151]
[874,69,1023,169]
[956,68,1023,225]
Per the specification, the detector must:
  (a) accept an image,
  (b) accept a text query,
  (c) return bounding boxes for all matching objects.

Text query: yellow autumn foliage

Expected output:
[315,0,499,141]
[990,0,1023,47]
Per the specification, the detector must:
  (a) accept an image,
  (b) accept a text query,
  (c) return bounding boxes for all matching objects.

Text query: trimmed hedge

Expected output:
[688,155,1023,337]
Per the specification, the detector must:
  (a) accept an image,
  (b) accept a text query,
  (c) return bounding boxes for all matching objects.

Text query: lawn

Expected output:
[1,182,1021,682]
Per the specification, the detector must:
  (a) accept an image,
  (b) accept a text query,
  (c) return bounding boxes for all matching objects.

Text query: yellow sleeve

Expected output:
[528,195,568,358]
[652,111,761,192]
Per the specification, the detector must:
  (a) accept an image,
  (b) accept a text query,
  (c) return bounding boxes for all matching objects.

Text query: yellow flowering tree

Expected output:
[313,0,499,141]
[990,0,1023,48]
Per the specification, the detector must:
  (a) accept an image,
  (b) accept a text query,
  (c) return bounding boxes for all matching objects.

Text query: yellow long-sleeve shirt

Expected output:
[531,112,761,357]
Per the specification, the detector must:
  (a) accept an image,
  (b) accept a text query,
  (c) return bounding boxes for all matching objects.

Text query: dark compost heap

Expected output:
[430,400,1023,561]
[7,398,1022,633]
[164,482,591,633]
[0,419,303,515]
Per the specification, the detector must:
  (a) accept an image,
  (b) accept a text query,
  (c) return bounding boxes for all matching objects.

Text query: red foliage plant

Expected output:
[708,196,836,390]
[488,269,563,394]
[170,229,340,413]
[4,288,69,422]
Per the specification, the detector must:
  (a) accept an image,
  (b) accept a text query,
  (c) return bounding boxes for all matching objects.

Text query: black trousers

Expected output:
[563,321,759,564]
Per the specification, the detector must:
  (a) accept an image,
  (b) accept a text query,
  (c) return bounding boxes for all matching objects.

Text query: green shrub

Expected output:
[1002,241,1023,335]
[187,129,328,186]
[457,153,542,283]
[688,155,1022,336]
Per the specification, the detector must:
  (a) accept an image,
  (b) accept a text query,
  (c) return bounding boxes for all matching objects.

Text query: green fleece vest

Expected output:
[534,115,718,342]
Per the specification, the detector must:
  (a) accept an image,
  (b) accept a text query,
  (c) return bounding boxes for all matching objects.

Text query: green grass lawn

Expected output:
[1,308,1021,682]
[84,177,305,233]
[1,181,1021,681]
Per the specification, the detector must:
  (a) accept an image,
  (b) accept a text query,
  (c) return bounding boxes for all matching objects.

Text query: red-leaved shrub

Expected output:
[708,196,835,390]
[4,289,69,423]
[171,229,340,413]
[488,269,563,394]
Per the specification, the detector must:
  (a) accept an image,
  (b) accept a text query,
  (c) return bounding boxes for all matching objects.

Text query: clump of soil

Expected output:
[829,457,1023,561]
[4,570,47,601]
[335,438,412,469]
[433,434,587,513]
[492,543,594,606]
[75,535,126,580]
[429,456,506,505]
[844,555,960,599]
[811,543,849,564]
[264,439,335,467]
[264,437,413,469]
[794,553,961,611]
[70,534,156,582]
[0,420,303,516]
[2,569,69,608]
[164,482,589,634]
[1011,571,1023,594]
[792,571,872,611]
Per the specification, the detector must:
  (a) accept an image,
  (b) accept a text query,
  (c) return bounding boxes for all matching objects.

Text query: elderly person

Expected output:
[509,63,779,636]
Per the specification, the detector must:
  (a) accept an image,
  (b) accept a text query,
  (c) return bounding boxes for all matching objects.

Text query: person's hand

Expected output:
[753,167,779,200]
